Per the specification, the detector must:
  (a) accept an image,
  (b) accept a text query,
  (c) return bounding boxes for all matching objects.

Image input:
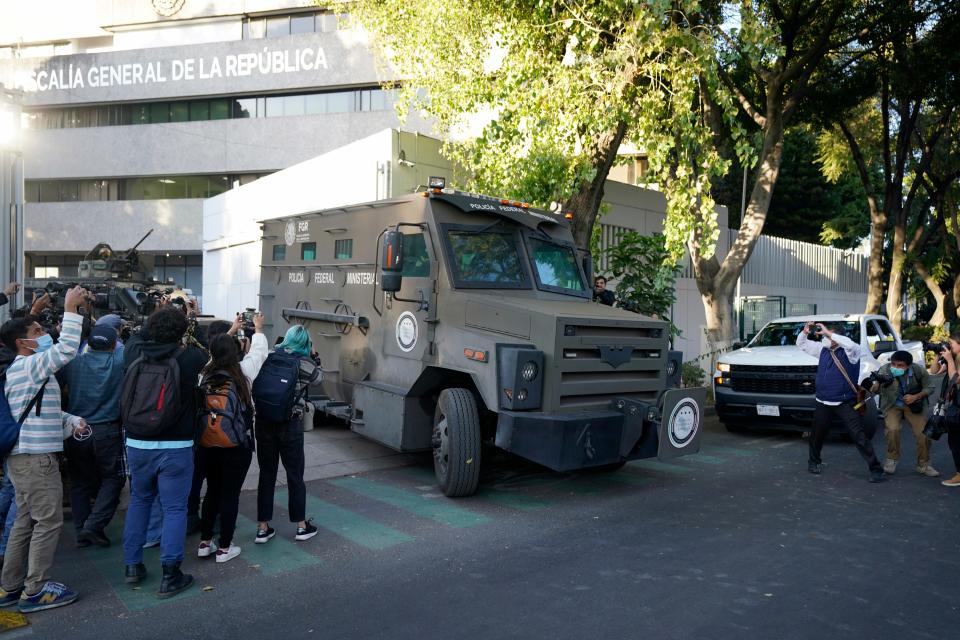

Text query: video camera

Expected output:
[924,341,950,367]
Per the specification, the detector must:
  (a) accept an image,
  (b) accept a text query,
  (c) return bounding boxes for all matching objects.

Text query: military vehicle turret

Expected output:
[259,181,705,496]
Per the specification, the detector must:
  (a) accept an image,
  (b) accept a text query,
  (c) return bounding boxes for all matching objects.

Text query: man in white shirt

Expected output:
[797,322,885,482]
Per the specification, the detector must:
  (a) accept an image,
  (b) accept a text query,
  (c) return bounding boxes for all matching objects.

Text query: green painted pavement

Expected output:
[705,445,757,458]
[399,466,551,511]
[86,522,202,611]
[329,476,491,528]
[686,453,727,465]
[235,514,322,576]
[276,488,413,550]
[629,459,694,474]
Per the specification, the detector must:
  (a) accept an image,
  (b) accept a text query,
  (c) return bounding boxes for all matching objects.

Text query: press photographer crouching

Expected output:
[925,333,960,487]
[867,351,939,477]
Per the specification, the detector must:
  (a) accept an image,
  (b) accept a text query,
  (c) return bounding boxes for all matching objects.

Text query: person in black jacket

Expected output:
[593,277,615,306]
[120,307,206,599]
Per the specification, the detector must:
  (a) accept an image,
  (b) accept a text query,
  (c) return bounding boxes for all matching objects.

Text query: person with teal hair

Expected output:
[276,325,312,357]
[254,325,321,544]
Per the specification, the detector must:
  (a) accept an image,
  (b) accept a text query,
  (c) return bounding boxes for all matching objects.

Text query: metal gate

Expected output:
[788,302,817,317]
[739,296,786,342]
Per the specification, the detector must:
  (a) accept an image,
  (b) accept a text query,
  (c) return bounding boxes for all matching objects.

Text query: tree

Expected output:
[813,0,957,327]
[352,1,742,310]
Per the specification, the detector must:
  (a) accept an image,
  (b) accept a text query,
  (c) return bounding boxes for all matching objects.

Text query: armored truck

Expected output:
[258,184,705,496]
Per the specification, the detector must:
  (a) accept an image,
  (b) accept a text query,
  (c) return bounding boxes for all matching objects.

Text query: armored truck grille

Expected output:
[555,322,665,411]
[727,364,817,395]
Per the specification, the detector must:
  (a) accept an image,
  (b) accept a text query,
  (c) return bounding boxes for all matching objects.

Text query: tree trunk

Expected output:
[886,220,907,332]
[915,260,947,326]
[864,200,887,314]
[565,121,629,248]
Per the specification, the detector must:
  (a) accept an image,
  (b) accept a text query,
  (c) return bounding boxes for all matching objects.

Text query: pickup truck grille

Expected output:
[728,364,817,395]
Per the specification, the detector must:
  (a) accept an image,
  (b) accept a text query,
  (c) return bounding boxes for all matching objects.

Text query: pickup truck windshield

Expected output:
[527,237,586,294]
[447,231,526,286]
[750,321,862,347]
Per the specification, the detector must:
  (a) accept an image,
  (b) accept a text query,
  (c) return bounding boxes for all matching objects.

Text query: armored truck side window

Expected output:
[526,237,587,296]
[446,230,528,288]
[272,245,286,261]
[400,233,430,278]
[335,239,353,260]
[301,242,316,261]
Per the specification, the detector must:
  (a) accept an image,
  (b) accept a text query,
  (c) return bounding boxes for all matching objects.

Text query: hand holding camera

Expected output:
[63,286,91,314]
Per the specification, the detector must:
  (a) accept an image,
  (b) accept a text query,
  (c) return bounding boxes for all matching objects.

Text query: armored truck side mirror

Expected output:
[381,229,404,293]
[581,253,593,285]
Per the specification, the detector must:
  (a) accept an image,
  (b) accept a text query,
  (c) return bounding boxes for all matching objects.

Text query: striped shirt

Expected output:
[6,312,83,455]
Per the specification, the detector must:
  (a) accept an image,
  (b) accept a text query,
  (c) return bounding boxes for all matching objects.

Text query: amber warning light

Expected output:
[464,348,487,363]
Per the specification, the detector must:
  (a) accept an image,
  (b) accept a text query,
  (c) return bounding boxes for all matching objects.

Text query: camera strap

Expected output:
[829,349,867,403]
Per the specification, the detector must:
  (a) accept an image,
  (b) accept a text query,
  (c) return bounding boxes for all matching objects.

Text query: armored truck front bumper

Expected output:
[494,388,705,472]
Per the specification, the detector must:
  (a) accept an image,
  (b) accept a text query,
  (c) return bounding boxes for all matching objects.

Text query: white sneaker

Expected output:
[197,541,217,558]
[882,459,897,474]
[215,544,241,563]
[917,464,940,477]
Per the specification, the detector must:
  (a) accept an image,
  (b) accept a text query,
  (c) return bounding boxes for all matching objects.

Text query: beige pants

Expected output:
[1,453,64,595]
[884,406,931,466]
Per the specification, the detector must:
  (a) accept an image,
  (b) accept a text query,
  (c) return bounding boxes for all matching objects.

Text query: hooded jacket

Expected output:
[62,344,125,425]
[123,337,206,443]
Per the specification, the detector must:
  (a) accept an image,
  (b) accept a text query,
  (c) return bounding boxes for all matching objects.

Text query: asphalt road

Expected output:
[7,417,959,640]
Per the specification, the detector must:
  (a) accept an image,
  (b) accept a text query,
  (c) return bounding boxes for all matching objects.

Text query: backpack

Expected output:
[198,372,252,449]
[120,346,186,439]
[251,351,304,423]
[0,369,48,457]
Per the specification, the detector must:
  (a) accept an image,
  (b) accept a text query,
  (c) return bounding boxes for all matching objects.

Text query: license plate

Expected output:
[757,404,780,417]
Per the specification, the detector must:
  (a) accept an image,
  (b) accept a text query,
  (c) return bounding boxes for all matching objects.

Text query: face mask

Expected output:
[890,367,906,377]
[26,334,53,353]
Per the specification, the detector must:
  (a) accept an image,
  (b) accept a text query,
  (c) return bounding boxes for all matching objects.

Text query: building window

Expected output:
[301,242,317,261]
[34,266,59,278]
[272,245,286,261]
[242,11,348,39]
[24,174,269,203]
[23,87,398,130]
[334,239,353,260]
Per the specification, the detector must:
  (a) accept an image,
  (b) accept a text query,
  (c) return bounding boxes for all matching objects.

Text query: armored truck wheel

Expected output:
[432,388,482,497]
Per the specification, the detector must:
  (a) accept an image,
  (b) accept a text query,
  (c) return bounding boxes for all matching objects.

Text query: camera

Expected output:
[924,341,949,354]
[923,403,950,440]
[240,308,257,338]
[861,370,895,389]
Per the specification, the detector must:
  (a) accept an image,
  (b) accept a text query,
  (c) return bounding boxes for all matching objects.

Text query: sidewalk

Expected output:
[240,422,425,491]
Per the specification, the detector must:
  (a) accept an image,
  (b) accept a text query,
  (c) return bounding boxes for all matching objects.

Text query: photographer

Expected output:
[871,351,938,477]
[797,322,885,482]
[928,333,960,487]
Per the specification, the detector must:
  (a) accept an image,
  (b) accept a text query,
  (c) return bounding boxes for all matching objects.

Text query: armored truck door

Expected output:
[380,229,438,363]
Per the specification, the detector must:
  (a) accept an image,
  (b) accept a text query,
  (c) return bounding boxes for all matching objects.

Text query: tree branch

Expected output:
[717,65,767,128]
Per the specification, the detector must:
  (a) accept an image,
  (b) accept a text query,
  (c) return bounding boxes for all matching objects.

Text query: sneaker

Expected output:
[17,581,78,613]
[142,539,160,549]
[0,587,23,608]
[255,526,276,544]
[808,462,823,475]
[295,520,318,541]
[124,563,147,585]
[869,470,887,483]
[215,544,241,563]
[882,458,897,474]
[942,473,960,487]
[917,464,940,477]
[197,541,217,558]
[78,529,110,548]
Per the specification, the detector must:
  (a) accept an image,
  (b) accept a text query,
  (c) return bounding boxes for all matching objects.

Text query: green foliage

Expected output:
[350,0,749,257]
[681,361,706,388]
[599,231,681,335]
[901,324,949,343]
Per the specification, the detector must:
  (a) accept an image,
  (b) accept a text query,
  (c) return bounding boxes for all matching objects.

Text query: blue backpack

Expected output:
[252,351,305,423]
[0,367,48,457]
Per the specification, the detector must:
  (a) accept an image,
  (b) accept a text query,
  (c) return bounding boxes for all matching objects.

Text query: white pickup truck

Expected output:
[713,314,924,432]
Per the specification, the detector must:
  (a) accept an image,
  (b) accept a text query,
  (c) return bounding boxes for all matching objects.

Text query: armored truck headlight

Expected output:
[717,363,731,373]
[520,361,539,382]
[517,389,528,402]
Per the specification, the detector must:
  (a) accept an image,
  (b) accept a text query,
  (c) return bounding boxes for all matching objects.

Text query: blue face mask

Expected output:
[28,334,53,353]
[890,366,906,377]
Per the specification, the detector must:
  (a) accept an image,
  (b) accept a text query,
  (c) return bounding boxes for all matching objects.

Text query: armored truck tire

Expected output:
[432,388,482,497]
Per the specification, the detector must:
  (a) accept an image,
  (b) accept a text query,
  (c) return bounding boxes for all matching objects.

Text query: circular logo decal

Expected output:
[284,222,296,247]
[152,0,186,17]
[668,398,700,448]
[396,312,418,352]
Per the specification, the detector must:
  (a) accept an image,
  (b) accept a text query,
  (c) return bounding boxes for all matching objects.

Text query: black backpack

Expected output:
[121,346,186,438]
[252,351,304,423]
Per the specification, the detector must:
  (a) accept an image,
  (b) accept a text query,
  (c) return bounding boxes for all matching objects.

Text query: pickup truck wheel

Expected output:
[432,388,481,497]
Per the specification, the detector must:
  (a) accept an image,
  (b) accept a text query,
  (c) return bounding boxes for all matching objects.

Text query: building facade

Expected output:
[0,0,430,295]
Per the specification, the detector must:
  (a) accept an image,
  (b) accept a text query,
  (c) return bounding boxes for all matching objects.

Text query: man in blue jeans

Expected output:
[121,307,206,598]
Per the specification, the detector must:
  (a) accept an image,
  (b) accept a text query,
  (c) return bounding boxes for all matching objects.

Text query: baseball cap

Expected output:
[88,325,118,351]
